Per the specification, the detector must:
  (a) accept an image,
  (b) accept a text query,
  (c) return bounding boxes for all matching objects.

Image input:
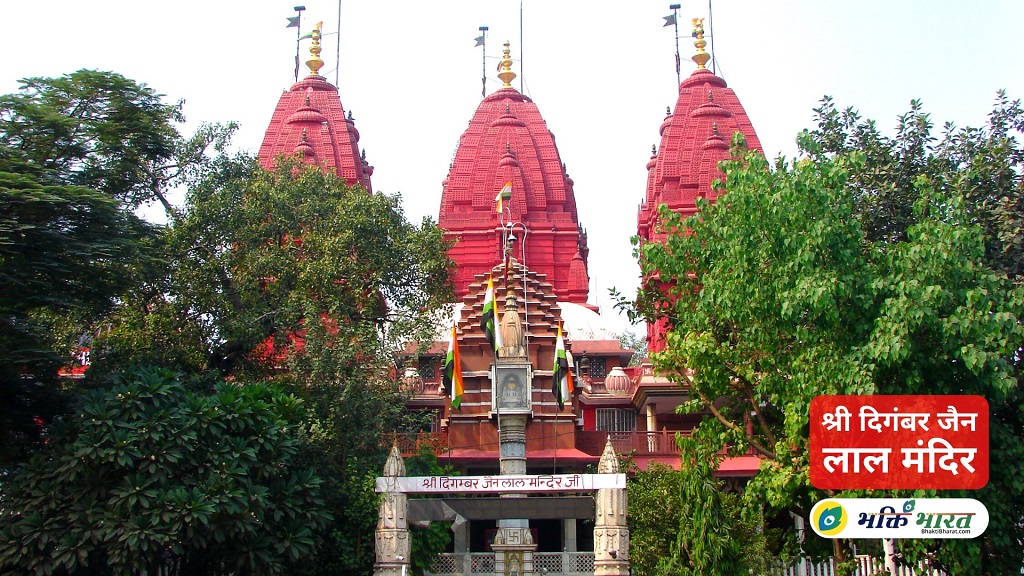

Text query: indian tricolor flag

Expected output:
[481,274,503,355]
[442,324,464,409]
[495,181,512,214]
[552,323,574,410]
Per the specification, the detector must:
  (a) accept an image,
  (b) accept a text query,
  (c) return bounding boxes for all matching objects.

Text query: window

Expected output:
[578,355,607,379]
[596,408,635,432]
[418,356,439,381]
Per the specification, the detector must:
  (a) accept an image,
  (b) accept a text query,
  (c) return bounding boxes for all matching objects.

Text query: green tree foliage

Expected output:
[90,158,454,574]
[117,157,453,377]
[628,446,773,576]
[618,328,648,367]
[0,69,235,218]
[635,96,1024,574]
[0,365,328,575]
[0,172,152,463]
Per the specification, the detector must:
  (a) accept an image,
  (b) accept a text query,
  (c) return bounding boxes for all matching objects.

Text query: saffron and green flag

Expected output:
[481,274,503,354]
[552,323,574,410]
[442,324,465,409]
[495,181,512,214]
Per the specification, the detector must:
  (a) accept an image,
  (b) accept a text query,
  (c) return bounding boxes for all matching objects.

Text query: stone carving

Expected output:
[595,438,630,575]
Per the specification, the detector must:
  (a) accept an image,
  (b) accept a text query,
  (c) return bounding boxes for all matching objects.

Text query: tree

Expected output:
[0,69,235,218]
[635,96,1024,574]
[0,172,152,464]
[89,158,454,574]
[618,328,648,367]
[0,365,328,575]
[628,447,774,576]
[0,70,235,467]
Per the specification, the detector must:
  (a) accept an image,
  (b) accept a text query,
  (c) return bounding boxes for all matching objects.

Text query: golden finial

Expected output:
[306,22,325,76]
[497,41,517,88]
[691,18,710,70]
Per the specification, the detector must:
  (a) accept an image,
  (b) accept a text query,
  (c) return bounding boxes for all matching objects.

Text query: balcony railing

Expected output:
[392,431,449,457]
[575,430,688,457]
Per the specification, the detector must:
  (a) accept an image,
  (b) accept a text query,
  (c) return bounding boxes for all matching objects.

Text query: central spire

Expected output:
[497,41,517,88]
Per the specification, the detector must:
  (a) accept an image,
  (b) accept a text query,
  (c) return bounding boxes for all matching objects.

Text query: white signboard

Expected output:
[374,473,626,494]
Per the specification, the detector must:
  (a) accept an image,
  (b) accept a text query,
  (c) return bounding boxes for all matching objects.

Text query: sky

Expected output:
[2,1,1022,336]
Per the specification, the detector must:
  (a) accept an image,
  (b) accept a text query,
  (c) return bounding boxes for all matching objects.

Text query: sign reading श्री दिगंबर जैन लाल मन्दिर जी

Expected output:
[373,473,626,494]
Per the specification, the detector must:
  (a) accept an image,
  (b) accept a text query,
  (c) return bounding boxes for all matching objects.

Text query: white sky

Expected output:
[3,1,1022,336]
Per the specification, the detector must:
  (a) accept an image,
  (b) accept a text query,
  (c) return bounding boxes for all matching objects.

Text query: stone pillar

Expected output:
[496,413,534,574]
[594,439,629,576]
[492,526,535,576]
[499,414,528,475]
[374,445,410,576]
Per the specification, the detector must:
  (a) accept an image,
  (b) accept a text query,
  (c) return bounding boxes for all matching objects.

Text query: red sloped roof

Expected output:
[439,87,589,304]
[258,75,373,191]
[638,68,762,245]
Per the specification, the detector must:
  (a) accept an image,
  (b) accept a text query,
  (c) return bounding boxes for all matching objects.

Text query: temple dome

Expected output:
[258,75,373,191]
[438,44,589,305]
[637,68,762,245]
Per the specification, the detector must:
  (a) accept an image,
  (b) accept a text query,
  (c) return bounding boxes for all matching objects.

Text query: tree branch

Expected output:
[689,382,777,460]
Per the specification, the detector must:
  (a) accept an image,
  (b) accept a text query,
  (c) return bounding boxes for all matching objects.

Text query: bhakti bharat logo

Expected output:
[809,498,988,539]
[812,500,848,536]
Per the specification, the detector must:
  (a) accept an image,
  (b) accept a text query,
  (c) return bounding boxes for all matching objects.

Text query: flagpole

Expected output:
[670,3,681,85]
[519,0,524,93]
[553,320,562,474]
[294,6,305,83]
[335,0,342,86]
[708,0,715,74]
[479,26,489,99]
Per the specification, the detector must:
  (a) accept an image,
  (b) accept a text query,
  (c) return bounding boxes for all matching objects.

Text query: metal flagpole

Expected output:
[670,3,681,85]
[479,26,488,98]
[519,0,524,93]
[293,6,305,83]
[708,0,716,74]
[335,1,342,86]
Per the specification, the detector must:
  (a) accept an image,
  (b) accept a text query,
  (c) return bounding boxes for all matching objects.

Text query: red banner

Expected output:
[809,395,988,490]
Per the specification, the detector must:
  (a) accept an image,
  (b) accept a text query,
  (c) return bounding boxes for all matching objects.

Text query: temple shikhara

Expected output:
[251,17,764,576]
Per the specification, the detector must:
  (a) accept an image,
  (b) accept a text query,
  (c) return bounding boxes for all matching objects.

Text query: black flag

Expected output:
[286,16,300,28]
[663,14,676,27]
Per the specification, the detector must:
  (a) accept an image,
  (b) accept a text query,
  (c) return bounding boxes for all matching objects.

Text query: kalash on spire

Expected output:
[438,40,592,307]
[257,20,373,191]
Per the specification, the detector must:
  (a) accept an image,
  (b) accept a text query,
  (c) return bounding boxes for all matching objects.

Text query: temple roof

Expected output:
[638,22,762,244]
[438,42,589,305]
[258,25,372,190]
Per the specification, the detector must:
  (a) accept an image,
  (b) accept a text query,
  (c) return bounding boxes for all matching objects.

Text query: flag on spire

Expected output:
[495,181,512,214]
[552,323,574,410]
[299,21,323,40]
[481,275,503,355]
[442,324,465,409]
[474,34,485,47]
[663,14,677,27]
[286,16,300,28]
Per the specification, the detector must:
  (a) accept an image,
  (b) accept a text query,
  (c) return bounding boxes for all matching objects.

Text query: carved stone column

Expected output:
[374,445,410,576]
[499,414,528,476]
[492,526,535,576]
[594,439,629,575]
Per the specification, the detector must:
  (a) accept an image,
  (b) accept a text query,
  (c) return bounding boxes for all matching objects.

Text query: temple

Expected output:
[258,23,373,190]
[637,18,762,354]
[438,42,590,305]
[248,16,764,576]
